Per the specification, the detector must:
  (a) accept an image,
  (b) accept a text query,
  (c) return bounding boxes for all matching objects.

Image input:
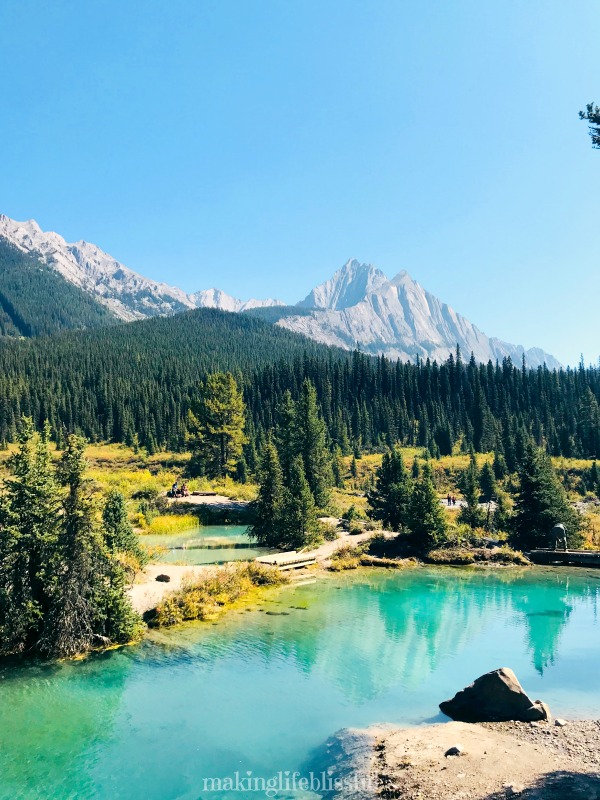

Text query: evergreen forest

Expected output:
[0,305,597,461]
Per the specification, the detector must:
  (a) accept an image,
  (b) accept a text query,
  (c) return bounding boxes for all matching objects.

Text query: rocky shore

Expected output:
[325,719,600,800]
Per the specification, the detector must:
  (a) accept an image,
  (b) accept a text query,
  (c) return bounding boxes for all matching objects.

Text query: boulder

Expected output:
[439,668,550,723]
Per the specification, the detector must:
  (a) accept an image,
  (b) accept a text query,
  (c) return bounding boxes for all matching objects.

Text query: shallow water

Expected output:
[141,525,274,565]
[1,566,599,800]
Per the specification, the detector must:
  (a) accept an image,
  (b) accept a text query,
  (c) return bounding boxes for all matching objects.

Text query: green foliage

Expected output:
[103,490,148,567]
[367,446,412,532]
[510,442,584,550]
[579,102,600,148]
[479,461,497,503]
[249,440,286,548]
[457,455,484,528]
[283,456,320,549]
[0,420,142,658]
[492,450,508,480]
[294,379,333,507]
[0,239,114,338]
[187,372,246,478]
[408,466,448,552]
[0,303,598,461]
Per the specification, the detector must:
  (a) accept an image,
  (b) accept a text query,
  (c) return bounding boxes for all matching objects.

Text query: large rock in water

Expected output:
[439,668,551,722]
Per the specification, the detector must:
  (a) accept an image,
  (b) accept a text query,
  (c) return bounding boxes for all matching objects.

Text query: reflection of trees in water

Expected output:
[146,568,599,705]
[219,569,600,703]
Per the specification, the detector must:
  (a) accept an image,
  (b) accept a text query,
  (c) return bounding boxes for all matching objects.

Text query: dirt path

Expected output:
[129,530,375,614]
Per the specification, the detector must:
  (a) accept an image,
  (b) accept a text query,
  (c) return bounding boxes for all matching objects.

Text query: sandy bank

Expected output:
[129,530,374,614]
[166,493,248,510]
[330,719,600,799]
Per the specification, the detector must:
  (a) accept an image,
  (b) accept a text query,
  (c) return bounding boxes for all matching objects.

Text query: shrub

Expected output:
[319,521,340,541]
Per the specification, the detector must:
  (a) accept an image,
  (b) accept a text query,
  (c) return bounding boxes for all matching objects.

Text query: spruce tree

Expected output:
[249,439,285,548]
[40,435,141,658]
[0,418,60,655]
[103,490,147,567]
[457,455,483,528]
[408,465,447,551]
[510,442,583,550]
[332,445,345,488]
[0,424,142,659]
[411,456,421,479]
[493,449,508,480]
[275,390,297,484]
[188,372,246,478]
[479,461,497,503]
[367,447,412,532]
[282,456,319,549]
[294,379,332,507]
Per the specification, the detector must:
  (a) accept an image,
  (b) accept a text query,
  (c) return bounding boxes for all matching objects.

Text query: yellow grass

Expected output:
[139,514,199,535]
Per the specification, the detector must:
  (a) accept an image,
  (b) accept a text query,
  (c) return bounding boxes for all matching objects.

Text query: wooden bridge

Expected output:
[528,549,600,567]
[255,551,317,571]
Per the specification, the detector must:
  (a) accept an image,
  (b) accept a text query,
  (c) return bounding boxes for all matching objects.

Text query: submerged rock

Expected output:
[440,667,550,723]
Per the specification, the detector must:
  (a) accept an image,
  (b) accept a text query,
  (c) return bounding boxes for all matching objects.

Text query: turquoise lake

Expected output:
[1,566,599,799]
[140,525,274,565]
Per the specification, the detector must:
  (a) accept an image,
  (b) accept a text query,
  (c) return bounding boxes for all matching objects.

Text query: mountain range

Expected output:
[0,214,560,368]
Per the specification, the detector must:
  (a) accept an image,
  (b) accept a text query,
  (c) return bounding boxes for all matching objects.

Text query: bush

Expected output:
[329,544,364,570]
[319,521,340,541]
[347,520,365,535]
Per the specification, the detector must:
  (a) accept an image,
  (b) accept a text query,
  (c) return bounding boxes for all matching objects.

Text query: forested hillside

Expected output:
[0,238,115,337]
[0,306,597,459]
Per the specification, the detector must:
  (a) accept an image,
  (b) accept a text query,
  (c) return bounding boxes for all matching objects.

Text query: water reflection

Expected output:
[1,567,599,800]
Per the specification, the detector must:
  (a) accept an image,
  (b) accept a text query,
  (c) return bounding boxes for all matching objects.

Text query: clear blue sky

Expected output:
[1,0,598,365]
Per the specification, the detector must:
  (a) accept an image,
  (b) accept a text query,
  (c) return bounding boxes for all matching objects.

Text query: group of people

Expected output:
[446,493,457,506]
[168,480,189,498]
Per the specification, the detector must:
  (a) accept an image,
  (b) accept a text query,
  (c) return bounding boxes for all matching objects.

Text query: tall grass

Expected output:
[152,562,289,626]
[139,514,199,535]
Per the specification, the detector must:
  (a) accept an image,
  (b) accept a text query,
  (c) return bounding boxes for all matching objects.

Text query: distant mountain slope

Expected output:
[0,215,281,321]
[0,238,115,337]
[277,260,561,369]
[0,214,560,366]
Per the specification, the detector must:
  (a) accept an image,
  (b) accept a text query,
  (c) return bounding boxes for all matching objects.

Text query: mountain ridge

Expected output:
[0,215,559,367]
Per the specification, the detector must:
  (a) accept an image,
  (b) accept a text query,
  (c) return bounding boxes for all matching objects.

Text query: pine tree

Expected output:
[332,445,345,488]
[0,418,60,654]
[282,456,319,549]
[367,447,412,532]
[188,372,247,478]
[0,423,141,658]
[408,465,447,551]
[411,456,421,479]
[479,461,497,503]
[39,435,141,658]
[294,379,333,507]
[249,440,286,548]
[510,442,583,550]
[458,455,484,528]
[492,449,508,480]
[103,490,147,566]
[275,390,297,484]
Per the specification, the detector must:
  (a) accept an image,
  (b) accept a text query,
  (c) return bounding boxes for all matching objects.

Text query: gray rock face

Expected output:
[439,667,551,723]
[281,261,560,369]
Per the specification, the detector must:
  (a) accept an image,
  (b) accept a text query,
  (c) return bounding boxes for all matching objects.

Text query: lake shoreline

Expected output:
[329,718,600,799]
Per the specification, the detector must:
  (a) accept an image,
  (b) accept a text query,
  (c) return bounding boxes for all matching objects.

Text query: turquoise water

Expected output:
[1,566,600,799]
[141,525,274,565]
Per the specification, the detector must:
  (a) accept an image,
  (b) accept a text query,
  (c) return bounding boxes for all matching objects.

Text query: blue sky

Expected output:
[1,0,598,365]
